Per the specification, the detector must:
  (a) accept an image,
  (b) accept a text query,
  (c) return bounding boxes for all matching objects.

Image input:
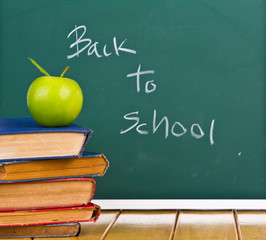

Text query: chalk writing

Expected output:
[191,124,204,139]
[66,24,216,146]
[127,64,156,93]
[67,25,137,59]
[120,109,215,144]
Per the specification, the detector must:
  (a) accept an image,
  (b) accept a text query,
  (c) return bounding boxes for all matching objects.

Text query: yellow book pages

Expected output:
[0,132,86,160]
[0,178,95,209]
[4,155,107,172]
[104,210,177,240]
[173,210,238,240]
[1,165,105,180]
[0,205,100,226]
[0,223,80,238]
[237,211,266,240]
[0,153,108,181]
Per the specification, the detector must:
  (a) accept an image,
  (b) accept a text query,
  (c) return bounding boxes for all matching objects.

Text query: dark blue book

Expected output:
[0,222,81,238]
[0,118,92,160]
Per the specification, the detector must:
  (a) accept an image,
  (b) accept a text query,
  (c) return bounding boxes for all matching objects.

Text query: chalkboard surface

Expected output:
[0,0,265,198]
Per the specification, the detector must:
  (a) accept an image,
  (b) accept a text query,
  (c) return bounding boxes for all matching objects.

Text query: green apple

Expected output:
[27,58,83,127]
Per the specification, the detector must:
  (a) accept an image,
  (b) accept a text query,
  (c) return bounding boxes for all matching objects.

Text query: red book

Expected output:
[0,178,96,210]
[0,203,101,227]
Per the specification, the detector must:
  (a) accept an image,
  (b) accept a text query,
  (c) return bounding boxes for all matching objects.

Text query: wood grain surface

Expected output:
[104,210,177,240]
[4,210,266,240]
[173,211,238,240]
[237,211,266,240]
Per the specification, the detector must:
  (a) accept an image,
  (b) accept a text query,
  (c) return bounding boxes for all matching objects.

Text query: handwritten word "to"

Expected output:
[127,64,156,93]
[67,25,137,59]
[120,109,215,145]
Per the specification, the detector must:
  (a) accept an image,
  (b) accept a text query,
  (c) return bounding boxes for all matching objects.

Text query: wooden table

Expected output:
[9,210,265,240]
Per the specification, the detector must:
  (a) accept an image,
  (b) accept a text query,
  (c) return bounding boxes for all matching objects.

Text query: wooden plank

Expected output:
[173,210,238,240]
[104,210,177,240]
[237,210,266,240]
[34,210,120,240]
[76,210,120,240]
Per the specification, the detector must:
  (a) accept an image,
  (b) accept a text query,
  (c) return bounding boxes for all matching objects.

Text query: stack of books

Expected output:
[0,118,109,238]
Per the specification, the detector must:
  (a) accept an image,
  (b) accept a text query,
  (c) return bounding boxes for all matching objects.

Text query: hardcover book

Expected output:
[0,222,81,238]
[0,203,100,227]
[0,152,109,181]
[0,178,96,210]
[0,118,91,160]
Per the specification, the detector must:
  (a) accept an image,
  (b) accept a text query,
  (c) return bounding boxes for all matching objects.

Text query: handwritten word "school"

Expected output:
[120,109,215,145]
[67,25,137,59]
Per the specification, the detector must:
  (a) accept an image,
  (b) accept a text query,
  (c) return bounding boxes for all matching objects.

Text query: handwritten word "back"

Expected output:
[67,25,137,59]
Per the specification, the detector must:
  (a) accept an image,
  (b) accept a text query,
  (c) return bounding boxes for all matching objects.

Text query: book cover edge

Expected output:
[0,203,101,227]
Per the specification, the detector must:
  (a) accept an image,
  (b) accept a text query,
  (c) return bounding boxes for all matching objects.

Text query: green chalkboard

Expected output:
[0,0,265,198]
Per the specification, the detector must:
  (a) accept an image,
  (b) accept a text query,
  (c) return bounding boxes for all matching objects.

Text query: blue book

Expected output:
[0,222,81,238]
[0,118,92,161]
[0,151,109,182]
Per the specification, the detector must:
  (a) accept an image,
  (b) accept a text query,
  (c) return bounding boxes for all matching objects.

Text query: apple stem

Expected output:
[60,66,70,77]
